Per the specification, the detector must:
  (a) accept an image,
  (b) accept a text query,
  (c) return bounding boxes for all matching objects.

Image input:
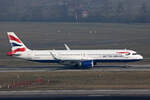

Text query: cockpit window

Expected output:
[132,53,137,55]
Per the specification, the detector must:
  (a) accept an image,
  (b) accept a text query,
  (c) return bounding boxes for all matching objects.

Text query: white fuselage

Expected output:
[7,32,143,68]
[18,49,143,63]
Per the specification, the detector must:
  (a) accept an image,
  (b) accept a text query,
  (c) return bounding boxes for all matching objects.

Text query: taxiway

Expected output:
[0,65,150,72]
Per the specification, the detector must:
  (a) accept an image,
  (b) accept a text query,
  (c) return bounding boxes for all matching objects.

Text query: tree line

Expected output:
[0,0,150,23]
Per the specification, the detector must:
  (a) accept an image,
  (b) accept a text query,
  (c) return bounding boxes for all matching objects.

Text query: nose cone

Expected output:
[138,55,143,60]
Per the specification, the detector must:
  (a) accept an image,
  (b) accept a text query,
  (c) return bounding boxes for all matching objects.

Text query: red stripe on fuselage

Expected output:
[8,35,21,43]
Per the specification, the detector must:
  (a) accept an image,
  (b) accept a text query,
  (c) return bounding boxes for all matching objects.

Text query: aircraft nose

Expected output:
[138,55,143,60]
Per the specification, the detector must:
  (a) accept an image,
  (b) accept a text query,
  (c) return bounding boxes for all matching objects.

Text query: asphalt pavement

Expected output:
[0,65,150,72]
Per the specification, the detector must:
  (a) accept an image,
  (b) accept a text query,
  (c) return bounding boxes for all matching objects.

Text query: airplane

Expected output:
[6,32,143,68]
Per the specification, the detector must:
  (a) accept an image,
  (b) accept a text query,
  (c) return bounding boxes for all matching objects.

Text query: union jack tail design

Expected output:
[7,32,30,56]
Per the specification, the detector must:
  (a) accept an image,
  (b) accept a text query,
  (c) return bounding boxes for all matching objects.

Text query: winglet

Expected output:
[64,44,71,50]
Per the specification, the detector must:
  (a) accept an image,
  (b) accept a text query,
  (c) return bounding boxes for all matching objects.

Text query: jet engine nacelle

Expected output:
[80,60,94,68]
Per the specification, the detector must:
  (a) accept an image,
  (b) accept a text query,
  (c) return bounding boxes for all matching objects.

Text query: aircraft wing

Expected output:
[50,52,94,68]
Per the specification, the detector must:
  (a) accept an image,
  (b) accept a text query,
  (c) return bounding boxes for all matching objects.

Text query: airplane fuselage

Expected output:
[18,49,143,63]
[7,32,143,68]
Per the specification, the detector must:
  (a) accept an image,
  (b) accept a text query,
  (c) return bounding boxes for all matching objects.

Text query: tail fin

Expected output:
[7,32,30,56]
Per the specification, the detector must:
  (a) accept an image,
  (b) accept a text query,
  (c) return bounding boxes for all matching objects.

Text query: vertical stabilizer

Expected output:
[7,32,30,56]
